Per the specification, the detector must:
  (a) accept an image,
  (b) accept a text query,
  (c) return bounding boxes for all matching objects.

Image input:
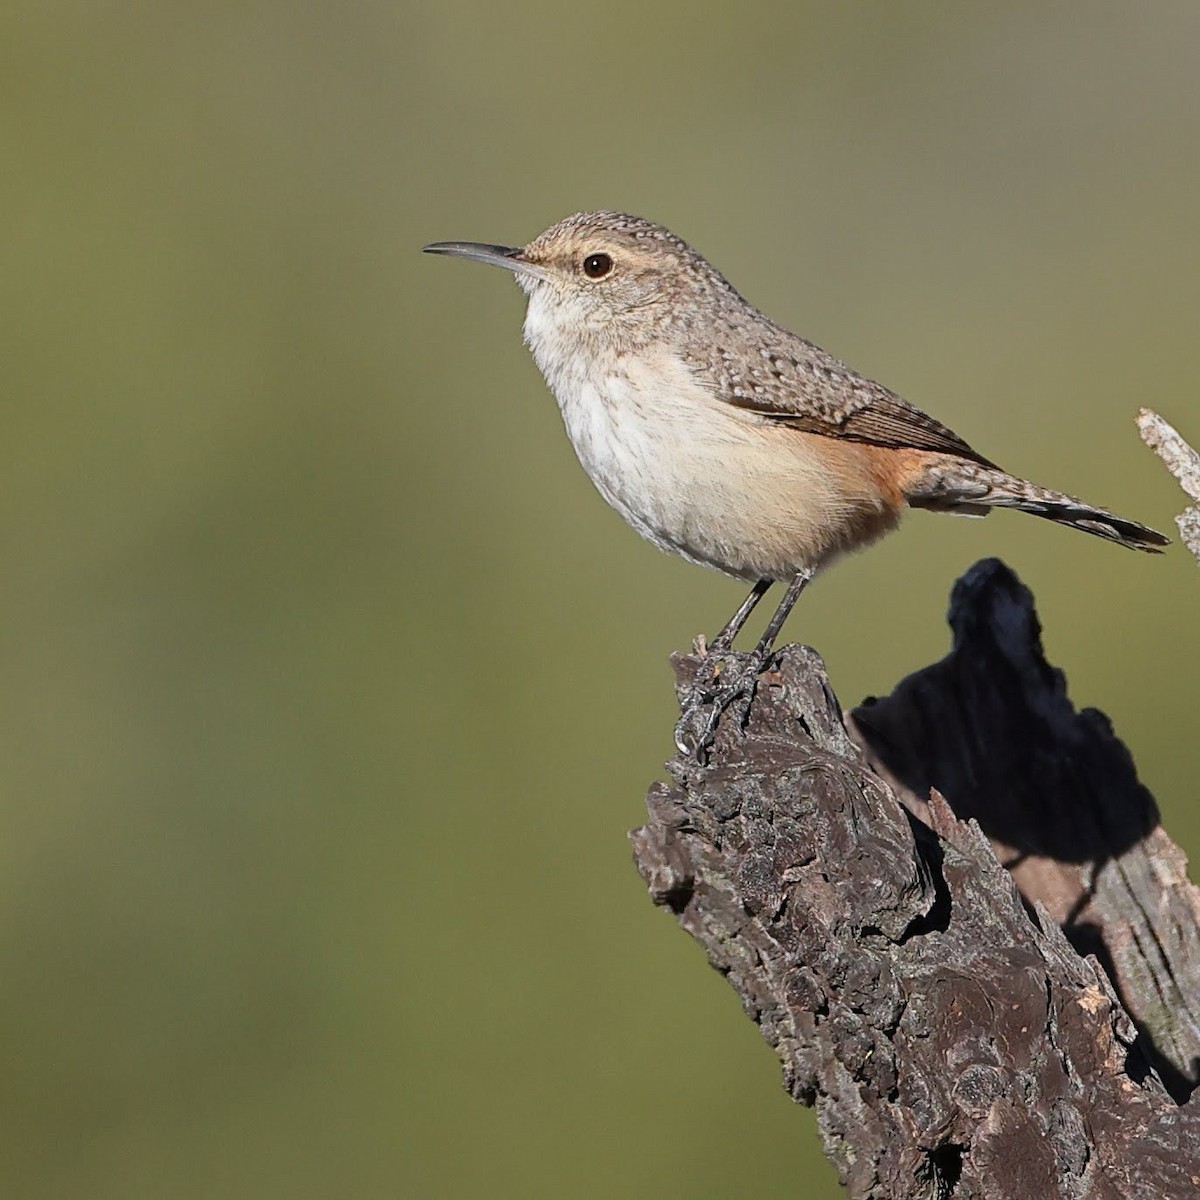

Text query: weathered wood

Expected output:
[632,559,1200,1199]
[1138,407,1200,565]
[852,559,1200,1102]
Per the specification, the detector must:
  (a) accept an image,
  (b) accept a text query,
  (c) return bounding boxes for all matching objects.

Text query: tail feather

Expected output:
[907,463,1170,553]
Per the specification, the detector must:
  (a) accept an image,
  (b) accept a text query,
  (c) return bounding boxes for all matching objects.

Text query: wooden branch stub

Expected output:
[631,559,1200,1198]
[1137,407,1200,564]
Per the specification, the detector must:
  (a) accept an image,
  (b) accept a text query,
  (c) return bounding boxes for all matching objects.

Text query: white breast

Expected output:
[521,291,892,580]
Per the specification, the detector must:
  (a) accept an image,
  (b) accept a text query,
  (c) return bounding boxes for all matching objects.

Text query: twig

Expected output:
[1137,407,1200,564]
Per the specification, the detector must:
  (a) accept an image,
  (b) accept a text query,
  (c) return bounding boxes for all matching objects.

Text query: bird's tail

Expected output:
[907,461,1169,553]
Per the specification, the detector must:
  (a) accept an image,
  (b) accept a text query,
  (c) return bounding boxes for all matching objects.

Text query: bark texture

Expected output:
[631,558,1200,1199]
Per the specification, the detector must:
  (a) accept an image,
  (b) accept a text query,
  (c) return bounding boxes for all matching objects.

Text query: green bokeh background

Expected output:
[4,3,1198,1197]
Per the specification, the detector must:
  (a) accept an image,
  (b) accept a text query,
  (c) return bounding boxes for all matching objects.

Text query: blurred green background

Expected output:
[3,2,1198,1197]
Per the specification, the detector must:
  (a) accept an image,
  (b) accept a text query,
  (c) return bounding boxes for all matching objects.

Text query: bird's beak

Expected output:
[422,241,550,282]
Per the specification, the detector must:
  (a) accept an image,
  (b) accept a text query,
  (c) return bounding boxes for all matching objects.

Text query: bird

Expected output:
[423,211,1167,750]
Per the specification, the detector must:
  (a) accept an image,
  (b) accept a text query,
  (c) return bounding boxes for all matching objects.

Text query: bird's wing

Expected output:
[696,322,998,469]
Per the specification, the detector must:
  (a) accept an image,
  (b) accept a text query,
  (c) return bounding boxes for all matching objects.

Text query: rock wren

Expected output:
[424,211,1167,747]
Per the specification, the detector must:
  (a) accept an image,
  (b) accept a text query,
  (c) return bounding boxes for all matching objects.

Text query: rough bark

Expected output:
[631,558,1200,1199]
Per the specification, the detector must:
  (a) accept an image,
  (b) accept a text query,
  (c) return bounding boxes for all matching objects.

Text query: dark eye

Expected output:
[582,252,613,279]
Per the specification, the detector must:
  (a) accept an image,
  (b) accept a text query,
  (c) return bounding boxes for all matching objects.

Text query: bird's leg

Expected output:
[706,577,773,654]
[675,569,814,757]
[752,567,813,659]
[675,578,772,753]
[676,578,768,748]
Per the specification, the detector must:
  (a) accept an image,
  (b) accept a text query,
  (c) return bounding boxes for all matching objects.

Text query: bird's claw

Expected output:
[673,651,765,759]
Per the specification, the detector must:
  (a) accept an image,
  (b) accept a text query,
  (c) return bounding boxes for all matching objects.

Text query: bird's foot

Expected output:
[673,648,768,759]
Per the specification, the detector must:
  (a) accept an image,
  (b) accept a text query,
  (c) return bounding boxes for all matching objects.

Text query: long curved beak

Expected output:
[422,241,549,282]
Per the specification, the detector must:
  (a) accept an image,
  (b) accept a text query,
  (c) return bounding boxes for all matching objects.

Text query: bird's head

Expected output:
[424,211,736,352]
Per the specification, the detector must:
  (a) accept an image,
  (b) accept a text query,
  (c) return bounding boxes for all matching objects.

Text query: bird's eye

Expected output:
[582,252,613,279]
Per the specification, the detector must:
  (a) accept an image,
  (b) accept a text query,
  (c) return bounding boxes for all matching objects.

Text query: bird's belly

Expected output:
[556,370,900,581]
